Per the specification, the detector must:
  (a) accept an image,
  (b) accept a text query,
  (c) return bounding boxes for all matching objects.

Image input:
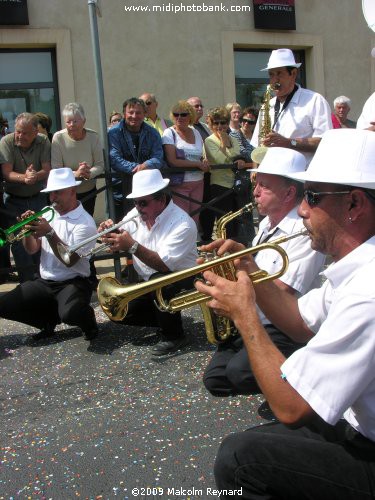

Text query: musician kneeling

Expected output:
[202,148,325,396]
[0,168,99,341]
[99,169,197,356]
[196,129,375,499]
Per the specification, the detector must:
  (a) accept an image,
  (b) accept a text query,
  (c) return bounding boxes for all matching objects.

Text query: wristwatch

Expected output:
[45,228,55,239]
[290,139,297,148]
[128,241,139,255]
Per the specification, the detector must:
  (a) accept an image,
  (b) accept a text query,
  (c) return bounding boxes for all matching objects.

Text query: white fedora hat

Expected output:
[41,168,81,193]
[261,48,302,71]
[249,148,306,176]
[289,129,375,189]
[126,169,170,199]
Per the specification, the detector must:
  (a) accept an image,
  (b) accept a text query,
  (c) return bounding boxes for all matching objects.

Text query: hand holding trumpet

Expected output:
[99,218,135,253]
[17,209,52,239]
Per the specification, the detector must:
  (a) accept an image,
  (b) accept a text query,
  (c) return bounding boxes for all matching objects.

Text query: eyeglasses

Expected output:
[173,112,189,118]
[242,118,256,125]
[145,100,154,105]
[194,104,204,108]
[134,198,152,208]
[303,190,351,207]
[212,120,228,126]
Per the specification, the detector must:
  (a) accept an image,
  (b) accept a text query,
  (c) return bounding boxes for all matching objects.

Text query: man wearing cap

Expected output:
[202,148,325,397]
[196,129,375,498]
[108,97,164,222]
[99,169,197,355]
[251,48,332,165]
[0,112,51,282]
[0,168,99,342]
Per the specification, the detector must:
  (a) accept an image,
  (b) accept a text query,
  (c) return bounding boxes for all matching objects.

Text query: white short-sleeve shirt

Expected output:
[40,203,97,280]
[253,207,326,324]
[356,92,375,130]
[251,86,332,165]
[121,201,198,281]
[281,237,375,441]
[162,127,204,183]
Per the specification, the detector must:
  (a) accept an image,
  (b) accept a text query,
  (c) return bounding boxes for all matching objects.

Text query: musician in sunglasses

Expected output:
[98,169,197,356]
[196,129,375,499]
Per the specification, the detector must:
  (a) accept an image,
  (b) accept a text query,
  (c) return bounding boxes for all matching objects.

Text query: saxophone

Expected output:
[199,203,254,344]
[250,83,280,164]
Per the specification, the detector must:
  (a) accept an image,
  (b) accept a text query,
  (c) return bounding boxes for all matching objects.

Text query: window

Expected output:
[234,49,306,110]
[0,49,60,133]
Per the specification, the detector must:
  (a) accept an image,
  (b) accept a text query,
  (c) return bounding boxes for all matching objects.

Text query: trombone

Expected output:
[57,214,139,265]
[0,206,54,248]
[97,229,308,342]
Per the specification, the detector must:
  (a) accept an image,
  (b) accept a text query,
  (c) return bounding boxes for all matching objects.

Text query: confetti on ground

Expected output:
[0,289,270,498]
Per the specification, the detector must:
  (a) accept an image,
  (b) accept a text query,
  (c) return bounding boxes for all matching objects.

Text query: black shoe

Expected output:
[83,326,99,341]
[30,326,55,342]
[151,336,190,356]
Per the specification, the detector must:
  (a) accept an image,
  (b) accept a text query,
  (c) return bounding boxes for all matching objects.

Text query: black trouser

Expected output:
[203,325,304,396]
[215,419,375,499]
[117,274,195,340]
[0,277,97,334]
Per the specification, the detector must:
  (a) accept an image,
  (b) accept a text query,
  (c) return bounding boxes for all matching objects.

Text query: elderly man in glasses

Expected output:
[98,169,197,356]
[202,147,325,398]
[195,129,375,499]
[139,92,171,137]
[108,97,164,221]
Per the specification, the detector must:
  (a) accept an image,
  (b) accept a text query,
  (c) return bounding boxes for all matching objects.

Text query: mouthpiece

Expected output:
[272,83,281,90]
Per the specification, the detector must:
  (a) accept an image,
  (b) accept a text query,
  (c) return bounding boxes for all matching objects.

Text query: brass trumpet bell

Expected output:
[97,230,307,343]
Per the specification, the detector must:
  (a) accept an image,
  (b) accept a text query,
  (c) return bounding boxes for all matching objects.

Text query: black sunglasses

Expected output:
[145,100,154,105]
[213,120,228,126]
[303,190,351,207]
[173,112,189,118]
[134,198,152,208]
[242,118,256,125]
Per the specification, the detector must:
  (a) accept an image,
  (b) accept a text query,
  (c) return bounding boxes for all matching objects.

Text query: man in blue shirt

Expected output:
[108,97,164,221]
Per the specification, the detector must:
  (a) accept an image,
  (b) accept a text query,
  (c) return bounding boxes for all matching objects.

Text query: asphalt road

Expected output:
[0,279,271,500]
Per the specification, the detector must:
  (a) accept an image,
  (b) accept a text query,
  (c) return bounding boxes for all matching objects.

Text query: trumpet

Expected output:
[0,206,54,248]
[57,214,139,265]
[97,229,308,343]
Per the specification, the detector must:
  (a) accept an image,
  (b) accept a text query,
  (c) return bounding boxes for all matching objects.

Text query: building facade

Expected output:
[1,0,374,218]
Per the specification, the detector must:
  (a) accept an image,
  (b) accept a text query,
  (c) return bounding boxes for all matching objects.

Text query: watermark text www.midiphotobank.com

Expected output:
[124,2,252,13]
